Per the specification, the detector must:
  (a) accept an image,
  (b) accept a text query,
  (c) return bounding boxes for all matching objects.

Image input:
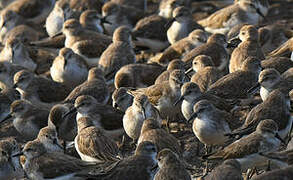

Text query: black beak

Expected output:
[256,8,265,19]
[62,107,77,119]
[247,82,261,94]
[275,133,286,144]
[187,112,197,123]
[101,16,112,25]
[173,96,184,106]
[53,138,64,149]
[12,83,17,89]
[227,36,241,48]
[1,113,12,123]
[165,18,175,28]
[12,151,23,157]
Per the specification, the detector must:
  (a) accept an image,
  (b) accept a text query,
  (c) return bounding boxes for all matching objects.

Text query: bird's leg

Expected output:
[266,160,271,172]
[202,144,210,177]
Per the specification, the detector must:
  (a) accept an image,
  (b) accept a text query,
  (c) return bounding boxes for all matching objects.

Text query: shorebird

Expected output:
[81,141,158,180]
[50,47,88,88]
[63,95,124,138]
[0,87,20,122]
[155,59,185,84]
[13,70,72,104]
[203,119,284,172]
[114,63,165,89]
[154,149,191,180]
[111,0,147,11]
[261,57,293,74]
[80,10,105,33]
[175,82,236,121]
[182,33,229,71]
[1,100,49,140]
[198,0,268,34]
[132,15,169,52]
[167,6,203,44]
[229,25,265,73]
[101,2,137,35]
[0,62,24,89]
[138,118,181,156]
[0,138,23,179]
[128,69,186,120]
[155,29,207,66]
[248,68,293,101]
[13,140,98,180]
[0,37,37,72]
[75,117,120,162]
[62,19,112,67]
[36,126,63,152]
[268,37,293,60]
[158,0,190,19]
[188,100,231,148]
[204,159,243,180]
[187,55,223,92]
[230,90,292,140]
[63,67,109,105]
[4,0,55,24]
[98,26,136,79]
[123,94,161,142]
[45,0,74,37]
[207,56,261,99]
[112,87,134,112]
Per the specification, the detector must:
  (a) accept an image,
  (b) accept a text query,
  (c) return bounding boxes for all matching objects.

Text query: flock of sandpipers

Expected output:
[0,0,293,179]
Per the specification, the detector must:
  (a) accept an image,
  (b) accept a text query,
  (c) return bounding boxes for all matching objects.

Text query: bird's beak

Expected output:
[62,107,77,119]
[275,133,286,144]
[247,82,260,94]
[173,96,184,106]
[101,16,112,25]
[53,138,64,150]
[165,18,175,28]
[0,113,12,123]
[187,112,197,123]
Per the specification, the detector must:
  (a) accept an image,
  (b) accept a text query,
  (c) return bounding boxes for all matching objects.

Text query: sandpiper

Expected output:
[261,57,293,74]
[187,55,223,92]
[204,119,284,172]
[63,67,109,105]
[80,10,105,33]
[0,62,24,89]
[182,33,229,71]
[155,59,185,84]
[231,90,292,140]
[98,26,136,79]
[13,70,72,104]
[112,87,134,112]
[114,63,165,89]
[0,37,37,72]
[188,100,231,147]
[62,19,112,67]
[111,0,147,11]
[82,141,158,180]
[154,148,191,180]
[132,15,169,52]
[198,0,268,34]
[36,126,63,152]
[128,69,186,120]
[207,56,261,99]
[167,6,203,44]
[155,29,207,66]
[50,47,88,88]
[204,159,243,180]
[175,82,236,121]
[13,140,98,180]
[1,99,49,140]
[158,0,190,19]
[268,37,293,60]
[63,95,124,138]
[45,0,74,37]
[229,25,265,73]
[0,138,23,179]
[0,87,20,122]
[248,68,293,101]
[138,118,181,156]
[123,94,161,142]
[75,117,120,162]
